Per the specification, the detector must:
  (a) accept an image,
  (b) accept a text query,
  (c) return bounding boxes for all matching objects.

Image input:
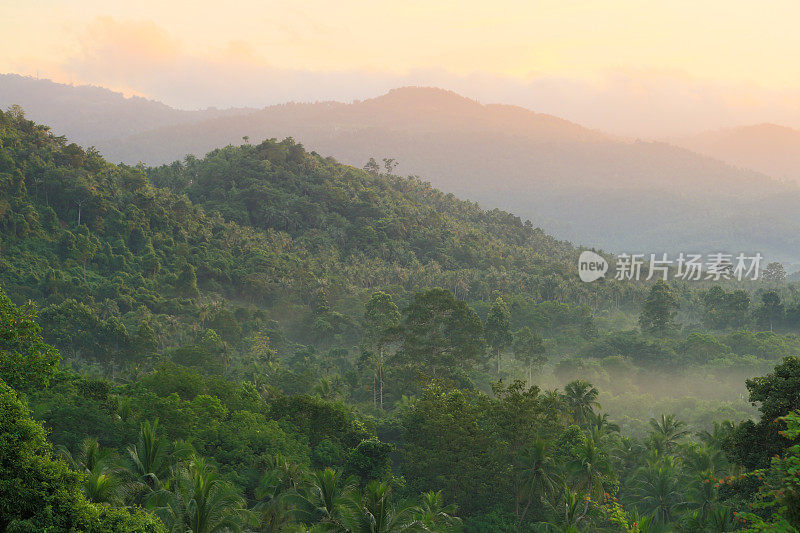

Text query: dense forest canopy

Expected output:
[2,107,800,531]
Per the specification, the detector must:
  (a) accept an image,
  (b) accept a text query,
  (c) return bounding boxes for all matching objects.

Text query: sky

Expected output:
[3,0,800,136]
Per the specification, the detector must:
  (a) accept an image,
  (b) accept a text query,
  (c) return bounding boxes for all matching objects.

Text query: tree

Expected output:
[126,420,174,501]
[339,481,423,533]
[639,280,679,337]
[363,158,381,175]
[252,468,297,533]
[345,437,393,483]
[512,326,547,383]
[763,262,787,283]
[701,286,750,330]
[485,297,512,377]
[0,380,162,531]
[0,287,60,391]
[648,414,689,453]
[293,467,356,526]
[363,291,400,409]
[176,263,200,298]
[726,356,800,471]
[416,490,462,531]
[633,460,686,524]
[398,288,485,386]
[400,385,503,516]
[568,436,611,519]
[57,437,122,504]
[563,380,600,426]
[742,410,800,529]
[516,439,559,527]
[154,455,246,533]
[756,290,784,331]
[382,158,399,175]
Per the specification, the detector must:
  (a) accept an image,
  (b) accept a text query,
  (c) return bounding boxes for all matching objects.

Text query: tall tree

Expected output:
[363,291,400,409]
[639,280,679,337]
[485,297,512,377]
[339,481,423,533]
[512,326,547,383]
[756,290,784,332]
[0,381,161,531]
[398,288,485,386]
[648,414,689,453]
[563,380,600,426]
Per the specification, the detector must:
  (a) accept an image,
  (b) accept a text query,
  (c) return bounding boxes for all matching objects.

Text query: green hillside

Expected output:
[0,106,601,363]
[4,108,800,531]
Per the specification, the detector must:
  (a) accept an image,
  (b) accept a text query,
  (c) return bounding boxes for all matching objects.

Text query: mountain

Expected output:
[674,123,800,183]
[102,86,800,260]
[0,73,250,146]
[4,78,800,260]
[0,106,604,365]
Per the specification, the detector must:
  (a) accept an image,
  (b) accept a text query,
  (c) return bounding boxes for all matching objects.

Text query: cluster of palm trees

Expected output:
[57,420,462,532]
[55,383,742,532]
[619,416,737,531]
[510,381,739,532]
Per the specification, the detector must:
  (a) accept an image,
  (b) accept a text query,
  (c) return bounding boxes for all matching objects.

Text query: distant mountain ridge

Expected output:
[0,74,251,146]
[4,76,800,261]
[675,123,800,183]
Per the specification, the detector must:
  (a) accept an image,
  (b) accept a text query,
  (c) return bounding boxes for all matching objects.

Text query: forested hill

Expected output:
[0,107,605,364]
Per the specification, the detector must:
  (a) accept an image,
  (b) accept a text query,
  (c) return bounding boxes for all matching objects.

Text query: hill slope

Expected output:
[0,107,604,366]
[675,123,800,183]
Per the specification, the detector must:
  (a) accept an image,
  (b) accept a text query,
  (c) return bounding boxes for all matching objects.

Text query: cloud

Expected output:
[39,16,800,137]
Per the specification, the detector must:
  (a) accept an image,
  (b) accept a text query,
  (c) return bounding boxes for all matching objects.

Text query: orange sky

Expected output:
[3,1,800,135]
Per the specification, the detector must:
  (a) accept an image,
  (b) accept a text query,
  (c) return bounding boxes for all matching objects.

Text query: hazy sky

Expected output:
[4,0,800,136]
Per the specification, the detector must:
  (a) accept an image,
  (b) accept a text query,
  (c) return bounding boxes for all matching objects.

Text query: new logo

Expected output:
[578,251,608,282]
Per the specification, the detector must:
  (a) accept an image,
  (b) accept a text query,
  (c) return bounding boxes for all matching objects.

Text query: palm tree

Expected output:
[630,512,672,533]
[568,437,611,519]
[57,437,121,504]
[685,471,717,523]
[516,439,560,527]
[253,469,297,532]
[293,468,356,527]
[267,453,305,491]
[337,481,424,533]
[648,415,689,452]
[415,491,461,532]
[155,455,247,533]
[705,505,735,532]
[684,445,727,479]
[633,460,687,524]
[563,380,600,425]
[586,412,620,440]
[533,488,589,532]
[126,419,173,496]
[697,420,735,450]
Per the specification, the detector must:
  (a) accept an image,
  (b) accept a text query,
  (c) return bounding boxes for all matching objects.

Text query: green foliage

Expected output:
[397,288,485,388]
[639,280,679,337]
[0,380,162,531]
[485,297,512,376]
[8,107,800,532]
[345,437,394,483]
[0,286,60,391]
